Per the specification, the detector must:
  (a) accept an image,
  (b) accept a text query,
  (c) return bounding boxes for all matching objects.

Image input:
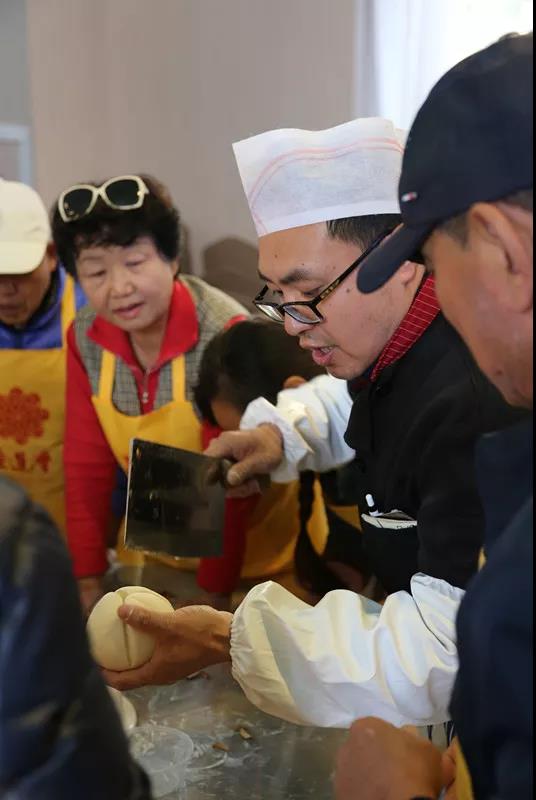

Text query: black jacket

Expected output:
[344,314,525,593]
[450,418,533,800]
[0,479,151,800]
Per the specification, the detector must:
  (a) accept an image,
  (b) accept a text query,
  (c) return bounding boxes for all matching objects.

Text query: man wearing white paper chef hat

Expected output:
[104,118,521,730]
[235,117,407,379]
[0,179,85,533]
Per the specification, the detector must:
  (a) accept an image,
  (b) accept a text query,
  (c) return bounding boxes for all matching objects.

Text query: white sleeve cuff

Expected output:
[240,397,312,482]
[230,576,464,728]
[240,375,355,481]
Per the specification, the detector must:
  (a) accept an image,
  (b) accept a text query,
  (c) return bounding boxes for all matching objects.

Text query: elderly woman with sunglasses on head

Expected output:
[52,174,247,612]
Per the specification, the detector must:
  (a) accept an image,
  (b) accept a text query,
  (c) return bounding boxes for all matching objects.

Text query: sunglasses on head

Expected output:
[58,175,149,223]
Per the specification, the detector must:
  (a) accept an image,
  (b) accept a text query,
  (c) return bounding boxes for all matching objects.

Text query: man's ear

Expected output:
[283,375,307,390]
[172,259,180,279]
[45,242,58,273]
[468,203,533,313]
[397,260,424,287]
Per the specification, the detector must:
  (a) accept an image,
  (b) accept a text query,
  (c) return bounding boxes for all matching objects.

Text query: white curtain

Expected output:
[353,0,533,131]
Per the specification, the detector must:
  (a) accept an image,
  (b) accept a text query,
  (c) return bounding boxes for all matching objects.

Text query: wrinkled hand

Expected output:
[204,423,284,496]
[78,575,105,615]
[102,604,233,690]
[334,718,443,800]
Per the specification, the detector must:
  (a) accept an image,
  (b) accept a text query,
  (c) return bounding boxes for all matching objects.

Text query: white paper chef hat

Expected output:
[233,118,405,237]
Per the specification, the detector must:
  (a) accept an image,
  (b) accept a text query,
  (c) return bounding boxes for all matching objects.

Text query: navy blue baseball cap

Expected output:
[357,32,533,294]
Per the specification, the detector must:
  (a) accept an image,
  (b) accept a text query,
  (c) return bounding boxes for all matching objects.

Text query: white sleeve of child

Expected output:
[230,575,464,728]
[239,374,355,482]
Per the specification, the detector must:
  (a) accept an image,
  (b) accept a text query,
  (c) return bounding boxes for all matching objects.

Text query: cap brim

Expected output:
[0,241,47,275]
[357,223,433,294]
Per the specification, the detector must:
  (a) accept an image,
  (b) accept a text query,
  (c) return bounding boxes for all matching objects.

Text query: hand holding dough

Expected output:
[87,586,173,671]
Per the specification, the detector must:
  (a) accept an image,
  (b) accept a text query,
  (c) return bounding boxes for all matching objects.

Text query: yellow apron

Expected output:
[0,276,76,534]
[242,479,328,578]
[325,501,361,530]
[91,349,202,569]
[92,349,330,579]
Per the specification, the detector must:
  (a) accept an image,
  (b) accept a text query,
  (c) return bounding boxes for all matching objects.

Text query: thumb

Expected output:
[226,455,267,486]
[117,603,171,632]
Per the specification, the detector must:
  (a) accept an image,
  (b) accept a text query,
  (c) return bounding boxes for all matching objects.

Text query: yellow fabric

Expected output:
[326,501,362,530]
[242,479,329,578]
[92,349,330,581]
[455,740,475,800]
[91,350,202,570]
[0,276,76,534]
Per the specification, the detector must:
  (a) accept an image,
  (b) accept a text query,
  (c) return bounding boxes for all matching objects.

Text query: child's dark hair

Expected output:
[195,319,324,425]
[51,174,180,276]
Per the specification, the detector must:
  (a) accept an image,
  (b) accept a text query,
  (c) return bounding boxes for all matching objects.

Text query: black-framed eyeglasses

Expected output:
[253,229,395,325]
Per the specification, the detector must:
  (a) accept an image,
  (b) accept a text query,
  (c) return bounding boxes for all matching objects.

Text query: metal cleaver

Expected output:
[124,438,232,559]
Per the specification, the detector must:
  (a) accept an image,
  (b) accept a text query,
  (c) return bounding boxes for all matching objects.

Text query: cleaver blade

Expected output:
[124,438,231,559]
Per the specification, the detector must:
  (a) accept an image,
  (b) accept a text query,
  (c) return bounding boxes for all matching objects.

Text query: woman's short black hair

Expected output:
[195,319,324,425]
[51,174,181,276]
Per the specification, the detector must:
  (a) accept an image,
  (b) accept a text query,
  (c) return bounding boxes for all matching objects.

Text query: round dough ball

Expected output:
[87,585,173,671]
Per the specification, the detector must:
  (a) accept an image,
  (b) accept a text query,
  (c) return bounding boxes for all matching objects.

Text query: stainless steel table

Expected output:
[126,664,346,799]
[107,563,346,797]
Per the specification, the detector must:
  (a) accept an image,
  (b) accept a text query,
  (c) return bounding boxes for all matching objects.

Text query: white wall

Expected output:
[25,0,356,272]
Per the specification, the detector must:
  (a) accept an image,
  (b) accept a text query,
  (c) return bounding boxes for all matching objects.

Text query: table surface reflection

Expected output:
[126,664,346,799]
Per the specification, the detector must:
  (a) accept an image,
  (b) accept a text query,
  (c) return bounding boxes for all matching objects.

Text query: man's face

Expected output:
[257,223,414,380]
[423,204,533,407]
[0,247,57,326]
[76,237,176,333]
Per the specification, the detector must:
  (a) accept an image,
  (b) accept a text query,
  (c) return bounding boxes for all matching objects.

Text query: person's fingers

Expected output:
[226,456,270,486]
[204,435,238,460]
[401,724,420,738]
[225,480,261,498]
[102,662,154,691]
[441,745,457,787]
[117,604,172,632]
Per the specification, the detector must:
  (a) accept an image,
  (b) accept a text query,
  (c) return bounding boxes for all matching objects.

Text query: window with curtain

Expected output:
[353,0,533,129]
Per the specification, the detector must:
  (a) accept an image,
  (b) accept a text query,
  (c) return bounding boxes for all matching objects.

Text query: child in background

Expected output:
[52,174,247,612]
[195,319,369,608]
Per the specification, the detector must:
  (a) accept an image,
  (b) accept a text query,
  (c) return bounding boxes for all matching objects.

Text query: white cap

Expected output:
[0,179,50,275]
[233,117,406,237]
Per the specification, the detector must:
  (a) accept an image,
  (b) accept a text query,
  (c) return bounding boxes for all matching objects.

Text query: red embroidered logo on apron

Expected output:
[0,387,50,444]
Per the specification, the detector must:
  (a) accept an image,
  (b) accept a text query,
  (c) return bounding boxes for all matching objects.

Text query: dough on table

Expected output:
[87,585,173,671]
